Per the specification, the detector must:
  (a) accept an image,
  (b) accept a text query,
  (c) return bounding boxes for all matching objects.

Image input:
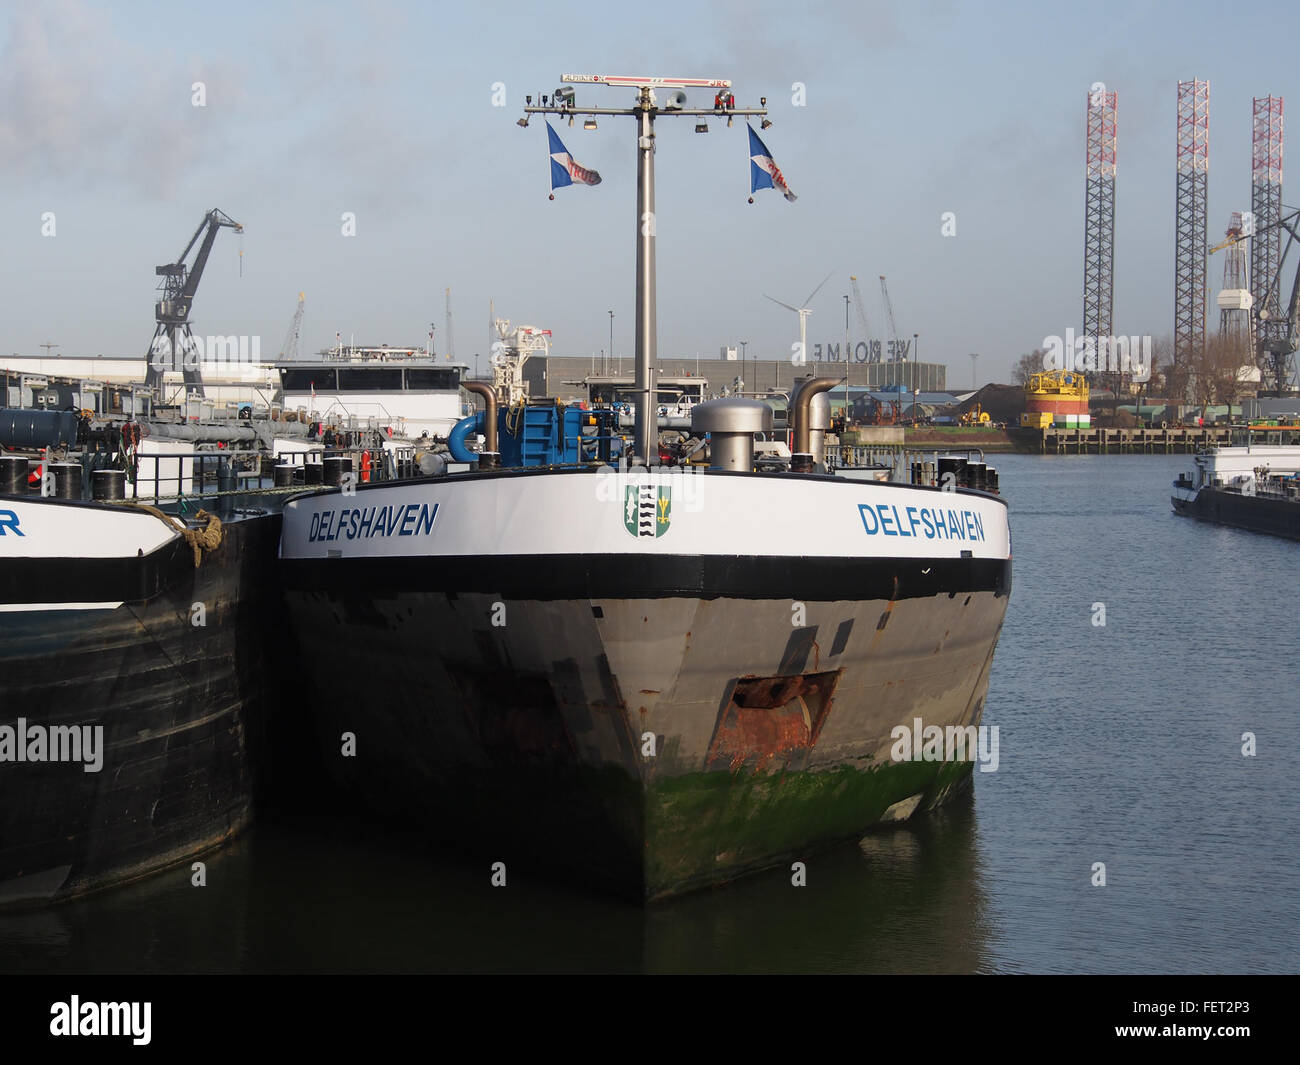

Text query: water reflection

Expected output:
[5,455,1299,973]
[642,790,990,973]
[1,791,992,974]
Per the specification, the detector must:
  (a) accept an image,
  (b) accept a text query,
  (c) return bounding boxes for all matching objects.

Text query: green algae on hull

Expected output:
[645,757,974,898]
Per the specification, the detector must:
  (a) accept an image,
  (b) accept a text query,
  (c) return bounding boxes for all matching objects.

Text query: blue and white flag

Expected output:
[547,122,601,193]
[748,125,796,202]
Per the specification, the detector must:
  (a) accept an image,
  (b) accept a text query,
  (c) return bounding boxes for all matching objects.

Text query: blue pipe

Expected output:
[448,411,484,463]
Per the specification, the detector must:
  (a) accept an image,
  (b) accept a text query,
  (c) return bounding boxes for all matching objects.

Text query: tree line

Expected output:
[1011,334,1258,407]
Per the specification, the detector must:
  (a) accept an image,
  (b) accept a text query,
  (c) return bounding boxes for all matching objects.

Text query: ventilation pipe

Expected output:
[462,381,499,469]
[689,398,773,470]
[790,377,838,473]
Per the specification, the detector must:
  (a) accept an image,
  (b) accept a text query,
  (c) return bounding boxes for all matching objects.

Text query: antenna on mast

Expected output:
[521,73,771,463]
[445,287,455,361]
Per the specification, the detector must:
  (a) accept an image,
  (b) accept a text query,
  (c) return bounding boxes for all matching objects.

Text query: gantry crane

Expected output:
[144,208,243,397]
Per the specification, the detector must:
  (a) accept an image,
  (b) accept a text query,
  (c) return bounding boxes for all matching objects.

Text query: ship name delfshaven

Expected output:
[858,503,986,541]
[308,502,438,543]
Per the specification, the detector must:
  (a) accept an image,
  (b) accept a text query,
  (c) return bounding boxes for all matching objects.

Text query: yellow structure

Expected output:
[1020,370,1090,429]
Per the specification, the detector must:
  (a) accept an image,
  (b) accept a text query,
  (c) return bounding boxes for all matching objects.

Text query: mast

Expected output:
[522,74,768,462]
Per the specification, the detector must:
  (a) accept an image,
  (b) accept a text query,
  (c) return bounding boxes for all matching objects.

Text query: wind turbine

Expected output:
[765,270,834,367]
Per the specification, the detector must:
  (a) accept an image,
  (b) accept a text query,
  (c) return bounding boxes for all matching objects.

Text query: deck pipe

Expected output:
[448,411,484,463]
[789,377,839,473]
[461,382,499,469]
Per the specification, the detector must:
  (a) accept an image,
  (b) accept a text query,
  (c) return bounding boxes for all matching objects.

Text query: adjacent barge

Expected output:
[0,451,287,906]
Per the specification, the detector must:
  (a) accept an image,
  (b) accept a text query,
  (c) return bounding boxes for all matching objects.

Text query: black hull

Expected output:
[0,508,284,906]
[280,553,1011,901]
[1172,487,1300,541]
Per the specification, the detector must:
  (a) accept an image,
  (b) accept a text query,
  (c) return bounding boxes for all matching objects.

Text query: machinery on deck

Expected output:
[490,318,552,406]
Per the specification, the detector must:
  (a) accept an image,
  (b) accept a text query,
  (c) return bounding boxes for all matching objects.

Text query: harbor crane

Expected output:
[1208,229,1246,256]
[1214,207,1300,394]
[279,292,305,360]
[849,275,877,363]
[1255,207,1300,394]
[445,287,455,361]
[144,208,243,397]
[879,274,904,362]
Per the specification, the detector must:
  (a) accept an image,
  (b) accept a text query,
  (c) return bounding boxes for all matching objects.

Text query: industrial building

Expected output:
[523,354,947,401]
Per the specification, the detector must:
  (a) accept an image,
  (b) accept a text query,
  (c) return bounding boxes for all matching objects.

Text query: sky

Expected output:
[1,0,1297,385]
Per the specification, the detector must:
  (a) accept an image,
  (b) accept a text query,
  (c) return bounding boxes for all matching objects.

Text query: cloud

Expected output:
[0,0,246,197]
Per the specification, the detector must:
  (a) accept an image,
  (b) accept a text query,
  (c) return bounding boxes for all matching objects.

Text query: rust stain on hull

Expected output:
[705,670,842,772]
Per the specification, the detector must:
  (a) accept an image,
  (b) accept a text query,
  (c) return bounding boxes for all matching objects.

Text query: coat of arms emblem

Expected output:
[624,484,671,538]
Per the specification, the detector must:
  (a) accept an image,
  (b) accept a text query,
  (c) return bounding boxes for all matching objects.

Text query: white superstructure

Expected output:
[275,347,469,439]
[0,354,278,412]
[1184,443,1300,492]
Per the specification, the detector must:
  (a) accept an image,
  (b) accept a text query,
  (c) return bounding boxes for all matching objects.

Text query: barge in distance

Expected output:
[1172,427,1300,540]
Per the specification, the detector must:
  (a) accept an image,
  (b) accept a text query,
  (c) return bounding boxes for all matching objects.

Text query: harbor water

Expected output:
[2,454,1296,973]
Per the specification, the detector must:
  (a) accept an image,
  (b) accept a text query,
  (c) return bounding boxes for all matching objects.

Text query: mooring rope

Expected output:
[133,505,224,568]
